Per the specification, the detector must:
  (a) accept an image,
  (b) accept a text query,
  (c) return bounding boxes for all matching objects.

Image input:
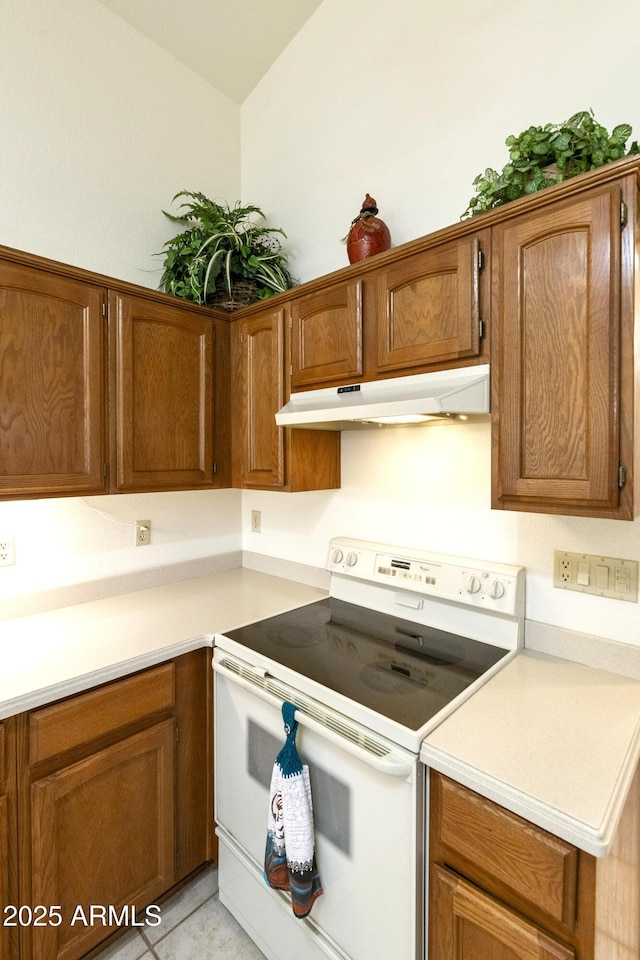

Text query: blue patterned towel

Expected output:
[264,702,323,918]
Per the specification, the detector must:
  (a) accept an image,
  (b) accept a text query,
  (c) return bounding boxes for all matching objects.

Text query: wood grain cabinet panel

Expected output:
[16,650,212,960]
[109,292,217,492]
[232,303,340,492]
[0,719,18,960]
[290,280,362,388]
[432,865,575,960]
[429,773,597,960]
[491,181,630,518]
[375,234,486,372]
[435,774,577,927]
[235,308,285,488]
[27,720,174,960]
[28,663,175,765]
[0,261,106,499]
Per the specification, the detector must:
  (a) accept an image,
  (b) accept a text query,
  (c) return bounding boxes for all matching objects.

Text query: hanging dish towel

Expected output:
[264,702,323,918]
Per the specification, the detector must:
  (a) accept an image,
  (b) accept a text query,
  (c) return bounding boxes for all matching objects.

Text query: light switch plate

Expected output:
[553,550,638,602]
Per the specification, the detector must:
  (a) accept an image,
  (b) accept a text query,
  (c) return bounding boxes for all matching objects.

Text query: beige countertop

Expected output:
[420,648,640,857]
[4,565,640,858]
[0,567,326,720]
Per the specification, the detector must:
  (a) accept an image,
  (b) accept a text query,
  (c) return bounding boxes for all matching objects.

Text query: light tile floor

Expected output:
[95,866,266,960]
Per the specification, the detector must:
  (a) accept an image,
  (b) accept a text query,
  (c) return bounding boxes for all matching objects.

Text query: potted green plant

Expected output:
[158,191,296,310]
[462,110,639,218]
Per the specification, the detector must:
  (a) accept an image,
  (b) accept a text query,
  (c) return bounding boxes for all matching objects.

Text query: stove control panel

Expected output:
[328,537,525,618]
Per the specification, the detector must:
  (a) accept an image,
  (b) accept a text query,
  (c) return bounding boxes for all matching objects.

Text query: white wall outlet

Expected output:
[251,510,261,533]
[135,520,151,546]
[0,535,15,567]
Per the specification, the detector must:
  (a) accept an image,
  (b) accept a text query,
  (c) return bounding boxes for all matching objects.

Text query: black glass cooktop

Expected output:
[223,598,508,731]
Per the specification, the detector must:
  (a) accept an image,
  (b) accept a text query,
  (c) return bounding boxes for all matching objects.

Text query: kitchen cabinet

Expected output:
[15,649,212,960]
[0,247,231,501]
[429,770,640,960]
[0,718,18,960]
[0,260,107,499]
[287,233,489,391]
[232,304,340,491]
[109,291,225,492]
[374,231,488,373]
[289,279,362,389]
[491,170,636,519]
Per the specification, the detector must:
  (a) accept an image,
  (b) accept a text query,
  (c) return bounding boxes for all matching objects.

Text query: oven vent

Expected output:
[220,656,390,760]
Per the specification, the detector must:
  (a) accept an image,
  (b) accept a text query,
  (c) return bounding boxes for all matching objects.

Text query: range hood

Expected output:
[275,364,490,430]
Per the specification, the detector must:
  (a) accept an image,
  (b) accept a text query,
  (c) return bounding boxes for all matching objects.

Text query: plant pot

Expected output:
[207,282,260,312]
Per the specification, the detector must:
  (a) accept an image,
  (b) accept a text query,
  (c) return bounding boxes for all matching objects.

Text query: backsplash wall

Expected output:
[241,421,640,648]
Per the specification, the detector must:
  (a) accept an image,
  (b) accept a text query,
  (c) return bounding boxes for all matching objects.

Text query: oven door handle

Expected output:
[214,659,414,779]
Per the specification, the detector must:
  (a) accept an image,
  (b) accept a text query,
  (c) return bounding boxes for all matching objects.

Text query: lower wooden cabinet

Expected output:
[432,865,575,960]
[11,649,212,960]
[429,770,640,960]
[0,718,19,960]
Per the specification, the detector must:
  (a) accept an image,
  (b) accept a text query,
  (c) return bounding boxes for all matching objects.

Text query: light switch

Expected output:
[595,565,609,589]
[577,561,590,586]
[615,567,631,594]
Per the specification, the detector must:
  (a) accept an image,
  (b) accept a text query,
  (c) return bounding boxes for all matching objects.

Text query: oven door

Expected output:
[214,649,425,960]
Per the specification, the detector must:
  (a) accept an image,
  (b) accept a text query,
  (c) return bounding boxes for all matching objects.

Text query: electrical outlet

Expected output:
[251,510,261,533]
[0,535,15,567]
[554,550,638,602]
[135,520,151,546]
[559,557,572,582]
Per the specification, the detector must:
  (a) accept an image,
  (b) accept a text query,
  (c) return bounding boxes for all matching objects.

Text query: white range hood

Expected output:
[275,364,490,430]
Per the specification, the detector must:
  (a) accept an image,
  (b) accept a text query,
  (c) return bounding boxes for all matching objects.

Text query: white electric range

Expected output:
[213,537,524,960]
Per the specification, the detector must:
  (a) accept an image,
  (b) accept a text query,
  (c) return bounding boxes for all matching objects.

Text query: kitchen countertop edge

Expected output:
[420,650,640,858]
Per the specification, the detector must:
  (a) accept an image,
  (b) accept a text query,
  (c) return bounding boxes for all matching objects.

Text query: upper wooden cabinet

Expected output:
[233,304,340,491]
[234,307,286,488]
[0,261,107,498]
[375,232,487,373]
[0,249,231,500]
[109,291,218,493]
[491,173,635,519]
[290,279,362,389]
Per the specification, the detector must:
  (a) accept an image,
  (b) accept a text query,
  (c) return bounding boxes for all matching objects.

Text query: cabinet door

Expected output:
[110,292,215,491]
[375,234,485,372]
[290,280,362,388]
[492,185,624,516]
[25,720,174,960]
[236,308,285,488]
[431,865,575,960]
[0,260,106,498]
[0,719,18,960]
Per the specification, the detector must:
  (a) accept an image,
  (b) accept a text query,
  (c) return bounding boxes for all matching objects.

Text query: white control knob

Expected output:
[490,580,505,599]
[346,551,358,567]
[332,549,344,564]
[466,575,481,595]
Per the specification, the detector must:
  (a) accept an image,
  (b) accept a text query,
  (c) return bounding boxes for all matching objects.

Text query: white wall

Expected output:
[0,0,240,285]
[240,0,640,647]
[0,0,243,601]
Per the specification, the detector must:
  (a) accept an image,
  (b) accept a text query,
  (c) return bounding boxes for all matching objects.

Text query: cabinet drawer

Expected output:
[29,663,176,764]
[434,774,578,927]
